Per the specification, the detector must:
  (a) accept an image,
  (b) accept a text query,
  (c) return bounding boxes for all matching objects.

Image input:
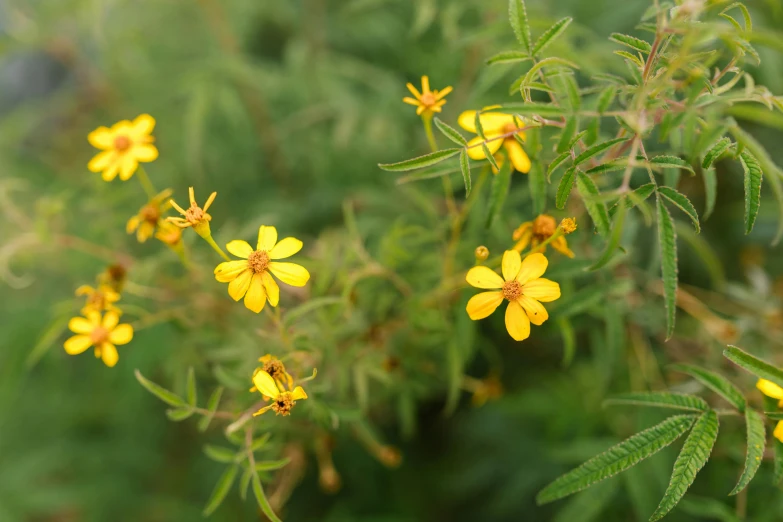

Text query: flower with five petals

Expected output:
[87,114,158,181]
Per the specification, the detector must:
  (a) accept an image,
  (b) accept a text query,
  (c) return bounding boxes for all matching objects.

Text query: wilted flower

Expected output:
[250,354,294,393]
[167,186,216,239]
[513,214,575,258]
[403,75,453,117]
[251,370,308,417]
[64,311,133,367]
[87,114,158,181]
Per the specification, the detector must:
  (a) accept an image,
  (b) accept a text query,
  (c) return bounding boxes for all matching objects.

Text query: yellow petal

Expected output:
[137,221,155,242]
[551,236,575,258]
[214,260,250,282]
[262,271,280,307]
[269,237,303,260]
[291,386,308,401]
[64,335,93,355]
[505,301,531,341]
[421,75,430,93]
[75,285,94,296]
[118,155,138,181]
[458,110,514,134]
[502,250,522,281]
[513,228,533,253]
[109,324,134,345]
[406,82,421,99]
[268,262,310,287]
[252,370,280,399]
[101,162,120,182]
[228,269,253,301]
[521,278,561,302]
[466,135,504,161]
[257,225,278,251]
[88,126,114,149]
[516,253,548,284]
[518,295,549,325]
[130,114,156,138]
[435,86,453,100]
[252,404,275,417]
[465,266,504,289]
[102,311,120,330]
[133,144,158,162]
[244,273,267,313]
[126,216,140,234]
[86,311,102,325]
[69,317,94,334]
[226,240,253,259]
[504,139,531,174]
[100,342,119,367]
[775,421,783,443]
[466,291,504,320]
[757,379,783,399]
[88,150,115,172]
[403,97,421,106]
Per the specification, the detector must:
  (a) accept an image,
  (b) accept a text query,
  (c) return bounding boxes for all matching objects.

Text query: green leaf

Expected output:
[774,439,783,485]
[378,148,461,171]
[26,315,70,369]
[604,392,709,412]
[239,466,253,501]
[494,102,566,117]
[166,408,194,421]
[559,317,576,367]
[702,167,717,220]
[486,50,532,65]
[548,151,572,181]
[508,0,532,53]
[483,143,500,171]
[556,117,578,154]
[198,386,224,432]
[532,17,573,56]
[576,172,611,236]
[252,472,283,522]
[529,162,546,215]
[459,149,471,196]
[658,187,700,233]
[608,183,655,217]
[202,465,238,516]
[722,2,752,32]
[739,151,763,234]
[254,458,291,472]
[724,346,783,388]
[729,408,766,495]
[590,196,626,270]
[614,50,645,69]
[434,118,467,146]
[650,411,719,521]
[485,159,512,228]
[610,33,652,53]
[283,296,342,325]
[523,57,580,88]
[556,166,577,209]
[597,86,617,113]
[574,137,627,166]
[702,137,732,169]
[186,367,197,407]
[670,364,746,412]
[204,445,238,464]
[657,197,678,340]
[135,369,186,408]
[650,155,694,173]
[536,415,696,505]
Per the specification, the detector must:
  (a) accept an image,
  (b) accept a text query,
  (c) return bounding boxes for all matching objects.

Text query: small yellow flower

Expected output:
[214,225,310,313]
[64,311,133,367]
[250,354,294,393]
[559,217,578,235]
[403,76,453,117]
[76,284,121,315]
[757,379,783,442]
[154,220,184,249]
[465,251,560,341]
[87,114,158,181]
[513,214,575,258]
[167,187,217,239]
[251,370,308,417]
[458,107,531,174]
[126,188,173,243]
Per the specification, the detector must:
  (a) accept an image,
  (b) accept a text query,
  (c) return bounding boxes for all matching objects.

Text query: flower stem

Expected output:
[202,234,230,261]
[136,165,157,199]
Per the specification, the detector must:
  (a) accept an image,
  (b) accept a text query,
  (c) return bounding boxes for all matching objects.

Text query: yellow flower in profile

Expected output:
[87,114,158,181]
[458,107,531,174]
[513,214,575,258]
[403,76,453,117]
[465,251,560,341]
[167,186,216,239]
[64,311,133,367]
[251,370,308,417]
[757,379,783,442]
[76,284,121,315]
[154,220,184,250]
[126,188,173,243]
[214,225,310,313]
[250,354,294,393]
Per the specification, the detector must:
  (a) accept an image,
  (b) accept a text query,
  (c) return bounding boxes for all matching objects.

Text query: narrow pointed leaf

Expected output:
[670,364,746,412]
[729,408,766,495]
[658,187,700,232]
[529,162,546,215]
[252,472,283,522]
[485,160,512,228]
[494,102,566,117]
[610,33,652,53]
[483,143,500,171]
[135,369,186,407]
[548,151,572,182]
[774,439,783,485]
[703,167,717,220]
[604,392,708,412]
[576,172,611,236]
[198,386,224,432]
[574,137,627,166]
[739,151,763,234]
[650,155,694,173]
[204,445,238,464]
[254,458,292,472]
[597,86,616,113]
[186,366,197,406]
[557,117,578,154]
[379,149,461,171]
[459,149,471,196]
[166,408,194,421]
[657,197,678,340]
[202,465,239,516]
[724,346,783,389]
[556,166,577,209]
[509,0,532,53]
[702,137,732,169]
[609,183,655,217]
[487,50,532,65]
[533,17,573,56]
[590,196,626,270]
[434,117,467,146]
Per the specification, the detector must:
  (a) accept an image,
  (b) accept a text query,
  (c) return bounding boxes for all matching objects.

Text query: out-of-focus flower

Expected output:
[76,284,120,315]
[213,225,310,313]
[403,75,453,117]
[87,114,158,181]
[465,251,560,341]
[757,379,783,442]
[471,375,504,406]
[63,311,133,367]
[458,107,531,174]
[513,214,575,258]
[167,186,216,239]
[251,370,308,417]
[99,264,128,293]
[126,188,173,243]
[154,220,183,249]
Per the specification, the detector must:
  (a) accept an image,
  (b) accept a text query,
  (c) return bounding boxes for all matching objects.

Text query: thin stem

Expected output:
[422,115,439,152]
[135,165,157,199]
[202,234,230,261]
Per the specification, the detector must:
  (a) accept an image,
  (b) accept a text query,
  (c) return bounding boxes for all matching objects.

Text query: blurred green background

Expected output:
[3,0,783,520]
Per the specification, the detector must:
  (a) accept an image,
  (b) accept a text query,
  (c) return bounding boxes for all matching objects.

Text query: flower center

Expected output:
[141,204,160,224]
[502,280,522,301]
[263,359,284,379]
[533,215,557,238]
[114,135,131,151]
[90,326,109,344]
[420,92,436,107]
[248,250,270,273]
[271,392,294,416]
[185,204,205,224]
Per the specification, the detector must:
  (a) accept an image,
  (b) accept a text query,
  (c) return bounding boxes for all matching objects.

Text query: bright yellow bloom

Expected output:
[76,284,120,315]
[465,251,560,341]
[213,225,310,313]
[167,186,217,239]
[757,379,783,442]
[458,107,531,174]
[513,214,575,258]
[403,76,453,117]
[250,354,294,393]
[126,188,173,243]
[251,370,308,416]
[87,114,158,181]
[64,311,133,367]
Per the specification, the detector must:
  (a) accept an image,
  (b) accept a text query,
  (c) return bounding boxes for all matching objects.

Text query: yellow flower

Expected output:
[76,284,121,315]
[403,76,453,117]
[214,225,310,313]
[126,188,173,243]
[64,311,133,367]
[458,107,531,174]
[465,251,560,341]
[513,214,575,258]
[251,370,308,416]
[87,114,158,181]
[154,220,184,249]
[167,186,217,239]
[250,354,294,393]
[757,379,783,442]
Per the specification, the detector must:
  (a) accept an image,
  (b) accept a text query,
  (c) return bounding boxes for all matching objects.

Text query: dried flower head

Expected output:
[251,370,309,417]
[167,187,217,239]
[513,214,575,258]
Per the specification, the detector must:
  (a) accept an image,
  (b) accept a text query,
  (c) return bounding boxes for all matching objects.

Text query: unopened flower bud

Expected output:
[475,246,489,262]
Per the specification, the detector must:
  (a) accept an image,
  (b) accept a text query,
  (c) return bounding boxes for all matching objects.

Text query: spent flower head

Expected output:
[251,369,309,417]
[513,214,575,258]
[403,75,453,117]
[64,311,133,367]
[87,114,158,181]
[167,186,217,239]
[126,188,173,243]
[250,354,294,392]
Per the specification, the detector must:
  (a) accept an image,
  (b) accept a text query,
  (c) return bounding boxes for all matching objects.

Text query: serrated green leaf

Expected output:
[563,74,581,112]
[576,172,611,236]
[614,50,645,69]
[529,162,546,215]
[204,445,238,464]
[474,111,486,139]
[166,408,194,421]
[604,392,709,412]
[548,151,572,182]
[252,472,283,522]
[523,57,580,89]
[590,196,626,270]
[670,364,745,412]
[556,118,578,154]
[730,408,765,495]
[739,151,763,234]
[650,411,719,521]
[135,369,186,408]
[658,187,700,233]
[202,465,238,516]
[702,167,717,220]
[722,2,752,32]
[724,346,783,389]
[702,137,732,169]
[434,117,467,146]
[574,138,627,166]
[608,183,655,218]
[766,412,783,421]
[720,13,743,32]
[597,86,617,113]
[483,143,500,171]
[610,33,652,53]
[536,415,696,505]
[650,156,694,173]
[255,458,291,472]
[487,50,532,65]
[198,386,224,432]
[774,439,783,485]
[186,367,197,407]
[494,102,566,117]
[378,148,461,172]
[486,159,512,228]
[509,0,532,53]
[657,197,678,340]
[533,17,573,56]
[556,166,577,209]
[459,149,471,196]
